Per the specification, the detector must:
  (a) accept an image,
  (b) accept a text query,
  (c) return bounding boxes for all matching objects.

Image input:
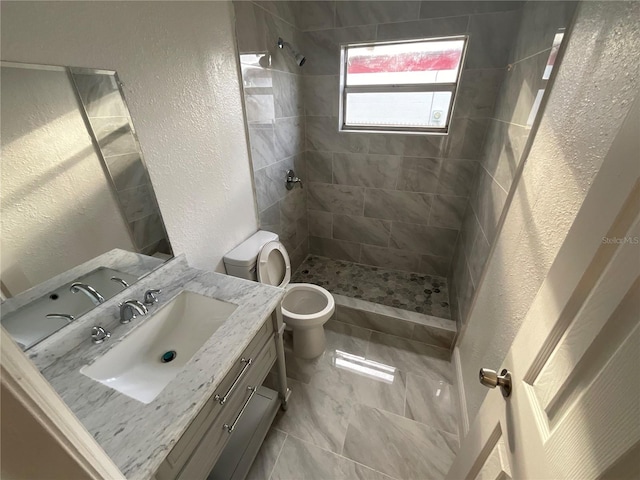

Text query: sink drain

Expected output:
[161,350,177,363]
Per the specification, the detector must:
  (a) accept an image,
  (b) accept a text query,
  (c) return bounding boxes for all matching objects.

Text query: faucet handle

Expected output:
[91,326,111,344]
[144,289,162,305]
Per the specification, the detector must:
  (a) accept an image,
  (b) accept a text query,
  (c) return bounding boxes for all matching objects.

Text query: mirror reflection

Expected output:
[1,62,172,349]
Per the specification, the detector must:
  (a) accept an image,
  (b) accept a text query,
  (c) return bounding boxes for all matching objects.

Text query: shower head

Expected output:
[277,37,306,67]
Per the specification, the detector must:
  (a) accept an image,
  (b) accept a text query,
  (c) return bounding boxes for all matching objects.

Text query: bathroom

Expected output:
[1,1,638,479]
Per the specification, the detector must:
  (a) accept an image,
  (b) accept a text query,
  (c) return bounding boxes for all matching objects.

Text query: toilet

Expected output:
[224,231,335,359]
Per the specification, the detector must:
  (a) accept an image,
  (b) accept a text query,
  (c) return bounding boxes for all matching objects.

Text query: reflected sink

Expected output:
[81,291,238,404]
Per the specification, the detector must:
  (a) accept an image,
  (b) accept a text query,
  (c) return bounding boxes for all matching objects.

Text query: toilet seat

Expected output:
[257,241,291,288]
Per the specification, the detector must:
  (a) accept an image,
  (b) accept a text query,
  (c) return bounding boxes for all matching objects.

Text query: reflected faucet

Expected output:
[70,282,105,306]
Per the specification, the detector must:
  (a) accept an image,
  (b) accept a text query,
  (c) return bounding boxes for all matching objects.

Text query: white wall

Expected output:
[456,0,640,427]
[1,66,134,295]
[1,1,258,273]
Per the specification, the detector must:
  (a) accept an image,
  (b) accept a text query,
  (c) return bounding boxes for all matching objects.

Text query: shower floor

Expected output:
[292,255,451,319]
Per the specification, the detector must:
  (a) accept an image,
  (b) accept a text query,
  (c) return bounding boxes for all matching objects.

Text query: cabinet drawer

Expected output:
[177,339,277,480]
[158,319,275,479]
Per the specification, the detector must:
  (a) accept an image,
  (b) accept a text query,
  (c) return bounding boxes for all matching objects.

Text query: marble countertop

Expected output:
[37,258,285,479]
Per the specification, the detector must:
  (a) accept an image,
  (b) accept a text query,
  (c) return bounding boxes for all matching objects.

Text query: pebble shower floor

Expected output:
[292,255,452,319]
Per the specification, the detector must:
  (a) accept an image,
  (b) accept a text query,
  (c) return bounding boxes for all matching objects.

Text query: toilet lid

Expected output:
[257,241,291,288]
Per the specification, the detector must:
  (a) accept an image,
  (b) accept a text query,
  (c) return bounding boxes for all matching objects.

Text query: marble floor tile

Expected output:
[404,373,458,435]
[283,320,370,384]
[366,332,453,383]
[342,404,458,480]
[270,435,394,480]
[272,376,353,453]
[245,428,287,480]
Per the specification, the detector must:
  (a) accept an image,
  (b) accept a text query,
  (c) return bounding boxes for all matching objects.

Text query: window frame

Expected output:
[339,35,469,135]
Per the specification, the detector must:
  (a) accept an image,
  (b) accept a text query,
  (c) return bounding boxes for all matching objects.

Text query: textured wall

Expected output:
[1,1,257,272]
[457,0,640,425]
[233,1,309,271]
[449,1,578,328]
[0,66,134,295]
[296,1,523,277]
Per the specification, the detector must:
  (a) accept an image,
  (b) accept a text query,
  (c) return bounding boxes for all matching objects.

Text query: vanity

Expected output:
[27,256,289,480]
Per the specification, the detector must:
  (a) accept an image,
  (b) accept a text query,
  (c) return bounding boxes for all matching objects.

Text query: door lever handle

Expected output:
[479,368,512,397]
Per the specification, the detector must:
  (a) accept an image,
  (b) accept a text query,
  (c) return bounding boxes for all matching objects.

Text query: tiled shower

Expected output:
[233,0,576,328]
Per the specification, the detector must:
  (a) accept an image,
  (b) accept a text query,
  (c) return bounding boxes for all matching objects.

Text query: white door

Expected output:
[446,107,640,478]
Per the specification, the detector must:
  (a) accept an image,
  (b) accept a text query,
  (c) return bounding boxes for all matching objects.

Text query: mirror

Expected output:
[1,62,173,349]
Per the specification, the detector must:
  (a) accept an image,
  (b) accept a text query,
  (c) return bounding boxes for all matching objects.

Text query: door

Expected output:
[446,105,640,478]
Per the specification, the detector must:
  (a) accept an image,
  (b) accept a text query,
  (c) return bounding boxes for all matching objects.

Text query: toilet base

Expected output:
[292,326,326,359]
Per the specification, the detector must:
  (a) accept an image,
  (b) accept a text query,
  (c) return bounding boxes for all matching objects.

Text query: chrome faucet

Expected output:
[285,169,303,190]
[110,277,130,288]
[70,282,105,306]
[119,299,147,324]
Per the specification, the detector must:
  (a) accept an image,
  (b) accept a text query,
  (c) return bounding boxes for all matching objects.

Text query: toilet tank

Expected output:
[223,230,279,281]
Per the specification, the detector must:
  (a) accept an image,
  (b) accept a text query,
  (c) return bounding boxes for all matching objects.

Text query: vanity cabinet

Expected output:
[155,311,286,480]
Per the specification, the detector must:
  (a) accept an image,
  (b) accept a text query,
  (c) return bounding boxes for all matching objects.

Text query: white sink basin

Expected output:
[81,291,238,404]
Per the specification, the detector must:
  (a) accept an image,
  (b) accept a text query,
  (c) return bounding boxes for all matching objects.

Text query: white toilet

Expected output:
[224,231,335,359]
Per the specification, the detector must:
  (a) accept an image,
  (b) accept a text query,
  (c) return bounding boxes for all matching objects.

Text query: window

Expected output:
[339,36,467,134]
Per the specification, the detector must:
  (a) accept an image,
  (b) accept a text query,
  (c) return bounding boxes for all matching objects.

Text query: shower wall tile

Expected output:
[259,201,281,234]
[244,89,276,124]
[396,157,442,194]
[273,71,304,118]
[294,0,336,31]
[274,116,305,158]
[308,210,333,238]
[429,195,468,229]
[481,120,529,192]
[73,73,127,118]
[306,151,333,183]
[508,0,578,64]
[333,214,391,247]
[90,117,138,158]
[308,183,365,215]
[493,50,549,126]
[234,1,267,53]
[309,236,361,262]
[105,153,149,192]
[467,226,491,287]
[419,1,523,19]
[256,0,297,26]
[303,75,339,117]
[248,125,277,171]
[254,155,296,211]
[417,254,451,277]
[360,245,422,273]
[306,116,368,153]
[332,153,400,189]
[118,184,156,223]
[454,68,505,119]
[376,15,469,41]
[471,167,508,246]
[364,189,432,225]
[368,133,444,158]
[390,222,458,258]
[437,159,478,197]
[335,1,420,28]
[128,213,166,250]
[466,10,521,69]
[301,25,377,75]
